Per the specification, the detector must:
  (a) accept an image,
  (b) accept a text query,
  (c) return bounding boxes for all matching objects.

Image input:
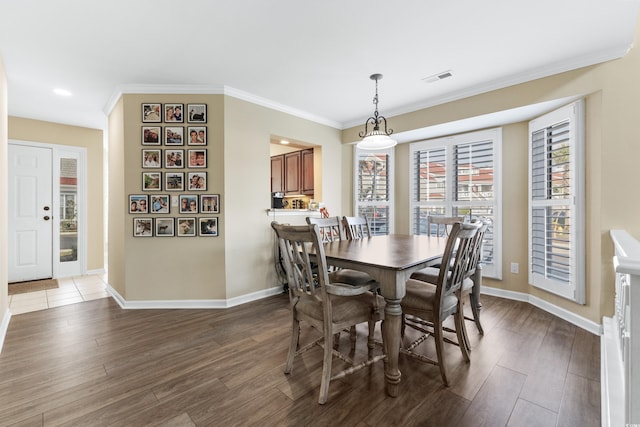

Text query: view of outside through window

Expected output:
[60,158,78,262]
[357,153,390,235]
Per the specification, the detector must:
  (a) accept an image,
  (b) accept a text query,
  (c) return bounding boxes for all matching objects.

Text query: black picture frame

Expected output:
[188,172,207,191]
[199,217,218,236]
[142,126,161,145]
[200,194,219,213]
[164,126,184,146]
[149,194,170,214]
[165,172,184,191]
[155,218,175,237]
[187,104,207,123]
[179,194,199,213]
[187,126,207,145]
[142,103,162,123]
[177,217,197,237]
[142,149,162,168]
[133,218,153,237]
[142,172,162,191]
[129,194,149,214]
[165,149,184,168]
[188,149,207,168]
[164,103,184,123]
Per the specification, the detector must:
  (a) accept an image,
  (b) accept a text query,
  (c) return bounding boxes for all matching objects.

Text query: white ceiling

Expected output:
[1,1,638,133]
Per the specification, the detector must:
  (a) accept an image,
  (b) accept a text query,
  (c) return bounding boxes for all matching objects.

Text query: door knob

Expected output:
[43,206,50,211]
[43,216,50,221]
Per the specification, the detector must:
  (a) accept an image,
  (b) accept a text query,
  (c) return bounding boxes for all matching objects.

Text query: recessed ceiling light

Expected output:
[280,140,290,145]
[53,88,72,96]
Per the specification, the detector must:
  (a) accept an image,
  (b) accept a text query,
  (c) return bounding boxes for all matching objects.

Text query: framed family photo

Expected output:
[165,149,184,168]
[150,194,170,214]
[142,126,161,145]
[129,194,149,214]
[199,217,218,236]
[188,149,207,168]
[177,218,197,237]
[155,218,175,237]
[142,149,161,168]
[200,194,219,213]
[165,172,184,191]
[187,104,207,123]
[188,172,206,191]
[142,172,161,191]
[179,194,199,213]
[164,126,184,145]
[164,103,184,123]
[133,218,153,237]
[142,103,161,123]
[187,126,206,145]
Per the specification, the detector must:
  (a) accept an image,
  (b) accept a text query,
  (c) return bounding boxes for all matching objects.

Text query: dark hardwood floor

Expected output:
[0,293,600,426]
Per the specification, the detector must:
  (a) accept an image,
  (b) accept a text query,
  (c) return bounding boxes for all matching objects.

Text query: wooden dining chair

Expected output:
[400,221,480,386]
[307,216,379,345]
[427,215,464,237]
[343,215,373,240]
[271,222,385,404]
[410,219,490,346]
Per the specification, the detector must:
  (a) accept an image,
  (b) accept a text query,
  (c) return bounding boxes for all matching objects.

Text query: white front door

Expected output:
[8,144,53,282]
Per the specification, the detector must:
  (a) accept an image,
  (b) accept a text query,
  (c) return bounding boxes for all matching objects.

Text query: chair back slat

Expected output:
[343,216,372,240]
[306,216,345,242]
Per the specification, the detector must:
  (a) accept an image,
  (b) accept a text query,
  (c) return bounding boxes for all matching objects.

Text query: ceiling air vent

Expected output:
[422,70,453,83]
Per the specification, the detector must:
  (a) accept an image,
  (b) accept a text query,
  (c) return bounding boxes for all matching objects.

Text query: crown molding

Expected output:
[103,83,342,129]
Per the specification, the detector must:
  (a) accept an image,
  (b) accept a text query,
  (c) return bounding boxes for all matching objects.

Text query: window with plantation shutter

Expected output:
[410,128,502,279]
[354,147,394,235]
[528,100,585,303]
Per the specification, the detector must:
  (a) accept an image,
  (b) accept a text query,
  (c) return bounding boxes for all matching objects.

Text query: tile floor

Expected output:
[8,274,110,315]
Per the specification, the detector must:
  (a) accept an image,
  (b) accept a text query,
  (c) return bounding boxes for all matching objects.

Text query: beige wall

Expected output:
[7,117,105,272]
[0,57,8,324]
[341,23,640,324]
[107,93,343,301]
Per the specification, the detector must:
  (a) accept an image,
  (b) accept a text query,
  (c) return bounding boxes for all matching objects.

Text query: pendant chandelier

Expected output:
[357,73,397,150]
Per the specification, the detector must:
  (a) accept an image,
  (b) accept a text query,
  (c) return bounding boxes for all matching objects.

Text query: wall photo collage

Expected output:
[132,103,219,237]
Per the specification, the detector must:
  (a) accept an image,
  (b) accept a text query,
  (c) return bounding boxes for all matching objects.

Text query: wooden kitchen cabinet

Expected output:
[271,148,314,196]
[284,151,301,194]
[301,149,314,195]
[271,155,284,192]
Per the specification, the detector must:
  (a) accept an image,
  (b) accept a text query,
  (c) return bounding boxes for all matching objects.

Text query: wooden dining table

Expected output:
[322,234,448,397]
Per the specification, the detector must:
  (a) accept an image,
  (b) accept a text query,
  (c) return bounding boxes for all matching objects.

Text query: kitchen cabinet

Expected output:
[271,148,314,196]
[271,155,284,192]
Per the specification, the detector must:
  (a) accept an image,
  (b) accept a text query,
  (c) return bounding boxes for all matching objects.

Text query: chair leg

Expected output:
[433,320,449,386]
[367,320,375,355]
[471,266,484,335]
[318,330,334,404]
[285,318,300,374]
[454,309,471,363]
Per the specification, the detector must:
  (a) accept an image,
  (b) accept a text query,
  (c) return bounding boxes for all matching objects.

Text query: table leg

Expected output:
[382,297,402,397]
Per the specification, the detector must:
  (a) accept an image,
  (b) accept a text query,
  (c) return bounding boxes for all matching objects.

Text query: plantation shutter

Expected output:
[354,147,394,235]
[528,100,585,303]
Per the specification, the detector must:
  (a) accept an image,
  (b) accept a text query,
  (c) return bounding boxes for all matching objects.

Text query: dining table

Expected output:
[322,234,449,397]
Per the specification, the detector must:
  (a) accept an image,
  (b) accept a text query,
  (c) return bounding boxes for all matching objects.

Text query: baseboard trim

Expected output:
[106,285,285,310]
[481,286,602,335]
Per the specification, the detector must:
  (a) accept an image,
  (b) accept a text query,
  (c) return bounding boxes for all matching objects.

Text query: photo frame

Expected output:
[187,126,207,145]
[187,104,207,123]
[188,172,207,191]
[199,217,218,236]
[177,217,197,237]
[164,103,184,123]
[164,126,184,145]
[142,126,161,145]
[165,172,184,191]
[179,194,199,213]
[200,194,219,213]
[165,149,184,168]
[142,103,161,123]
[133,218,153,237]
[188,149,207,168]
[155,218,175,237]
[142,149,162,168]
[129,194,149,214]
[149,194,170,214]
[142,172,161,191]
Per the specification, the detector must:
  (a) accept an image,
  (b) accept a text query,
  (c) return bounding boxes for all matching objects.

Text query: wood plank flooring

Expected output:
[0,294,600,426]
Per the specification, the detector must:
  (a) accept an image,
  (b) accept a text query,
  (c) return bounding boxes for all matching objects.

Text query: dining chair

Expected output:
[400,221,480,386]
[271,221,385,404]
[427,215,464,237]
[410,219,490,343]
[343,215,373,240]
[307,216,379,345]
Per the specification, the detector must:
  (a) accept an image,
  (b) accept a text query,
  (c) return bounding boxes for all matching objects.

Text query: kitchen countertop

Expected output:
[267,209,321,215]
